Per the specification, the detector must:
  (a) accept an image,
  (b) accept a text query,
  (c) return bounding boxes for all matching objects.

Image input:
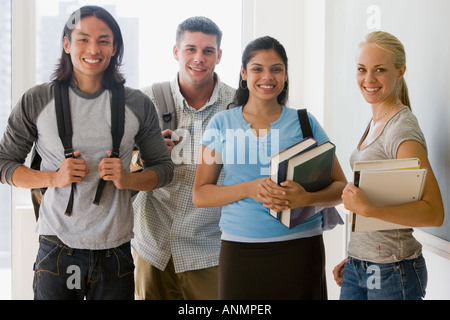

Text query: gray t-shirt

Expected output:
[0,82,173,249]
[348,107,426,263]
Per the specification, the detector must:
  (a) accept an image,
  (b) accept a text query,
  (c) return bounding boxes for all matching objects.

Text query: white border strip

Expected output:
[414,229,450,260]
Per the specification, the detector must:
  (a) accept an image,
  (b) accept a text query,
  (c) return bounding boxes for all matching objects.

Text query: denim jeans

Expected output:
[33,235,135,300]
[339,255,427,300]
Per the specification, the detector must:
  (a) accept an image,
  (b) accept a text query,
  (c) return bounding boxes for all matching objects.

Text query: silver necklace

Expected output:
[374,101,400,122]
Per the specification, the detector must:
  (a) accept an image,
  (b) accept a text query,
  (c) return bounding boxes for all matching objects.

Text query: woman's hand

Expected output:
[257,178,310,211]
[341,182,372,217]
[332,259,347,287]
[257,178,288,211]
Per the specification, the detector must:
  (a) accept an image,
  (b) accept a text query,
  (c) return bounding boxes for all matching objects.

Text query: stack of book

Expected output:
[350,158,427,232]
[269,138,336,229]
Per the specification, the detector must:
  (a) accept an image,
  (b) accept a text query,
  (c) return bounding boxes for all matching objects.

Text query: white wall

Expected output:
[11,0,38,300]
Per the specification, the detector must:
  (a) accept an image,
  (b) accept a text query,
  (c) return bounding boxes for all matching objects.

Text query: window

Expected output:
[0,0,12,300]
[36,0,243,89]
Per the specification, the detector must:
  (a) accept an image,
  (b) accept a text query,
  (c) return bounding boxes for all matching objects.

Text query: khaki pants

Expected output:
[133,250,218,300]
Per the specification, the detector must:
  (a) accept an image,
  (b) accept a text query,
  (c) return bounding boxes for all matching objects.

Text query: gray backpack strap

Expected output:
[152,82,176,131]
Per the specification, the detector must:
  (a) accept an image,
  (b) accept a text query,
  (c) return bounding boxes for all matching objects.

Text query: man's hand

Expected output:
[162,129,182,152]
[54,151,89,187]
[98,150,127,189]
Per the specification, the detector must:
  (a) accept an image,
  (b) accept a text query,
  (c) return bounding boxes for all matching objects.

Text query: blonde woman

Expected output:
[333,31,444,300]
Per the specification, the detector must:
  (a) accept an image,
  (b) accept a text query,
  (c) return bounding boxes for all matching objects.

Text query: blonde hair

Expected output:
[360,31,411,110]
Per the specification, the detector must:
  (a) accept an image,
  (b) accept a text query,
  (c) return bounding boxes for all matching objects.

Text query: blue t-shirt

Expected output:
[202,106,330,241]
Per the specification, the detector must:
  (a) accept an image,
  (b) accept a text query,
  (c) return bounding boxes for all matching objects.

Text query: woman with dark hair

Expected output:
[0,6,173,299]
[234,36,289,107]
[193,36,346,299]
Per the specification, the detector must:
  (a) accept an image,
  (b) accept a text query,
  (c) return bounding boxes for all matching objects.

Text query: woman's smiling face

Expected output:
[356,43,405,105]
[242,49,288,103]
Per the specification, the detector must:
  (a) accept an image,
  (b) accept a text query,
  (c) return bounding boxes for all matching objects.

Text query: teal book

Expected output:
[278,141,336,229]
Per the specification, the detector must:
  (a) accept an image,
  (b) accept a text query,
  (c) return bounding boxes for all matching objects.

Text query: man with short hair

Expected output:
[132,16,235,300]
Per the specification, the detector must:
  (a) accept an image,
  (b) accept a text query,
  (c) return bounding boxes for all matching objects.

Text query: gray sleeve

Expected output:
[0,83,52,185]
[385,110,427,158]
[127,88,174,188]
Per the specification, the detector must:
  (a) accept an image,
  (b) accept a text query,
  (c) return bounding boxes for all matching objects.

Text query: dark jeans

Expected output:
[33,235,135,300]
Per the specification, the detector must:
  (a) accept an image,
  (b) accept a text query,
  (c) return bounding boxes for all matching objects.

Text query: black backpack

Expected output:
[30,81,125,220]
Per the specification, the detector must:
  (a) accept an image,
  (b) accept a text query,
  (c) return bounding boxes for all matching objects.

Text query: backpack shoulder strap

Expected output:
[54,81,74,156]
[110,83,125,157]
[54,81,75,216]
[93,83,125,206]
[152,82,176,131]
[297,108,313,138]
[52,82,127,211]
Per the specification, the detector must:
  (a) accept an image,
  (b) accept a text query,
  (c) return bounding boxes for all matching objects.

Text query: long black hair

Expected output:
[234,36,289,107]
[52,5,125,89]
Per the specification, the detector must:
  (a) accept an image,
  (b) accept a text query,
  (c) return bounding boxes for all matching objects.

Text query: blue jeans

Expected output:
[339,255,427,300]
[33,235,135,300]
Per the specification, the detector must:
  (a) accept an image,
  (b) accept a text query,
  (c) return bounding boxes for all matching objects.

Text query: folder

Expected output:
[351,166,427,232]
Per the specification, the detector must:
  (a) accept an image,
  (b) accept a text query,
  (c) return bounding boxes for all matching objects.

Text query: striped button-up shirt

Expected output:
[132,75,235,273]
